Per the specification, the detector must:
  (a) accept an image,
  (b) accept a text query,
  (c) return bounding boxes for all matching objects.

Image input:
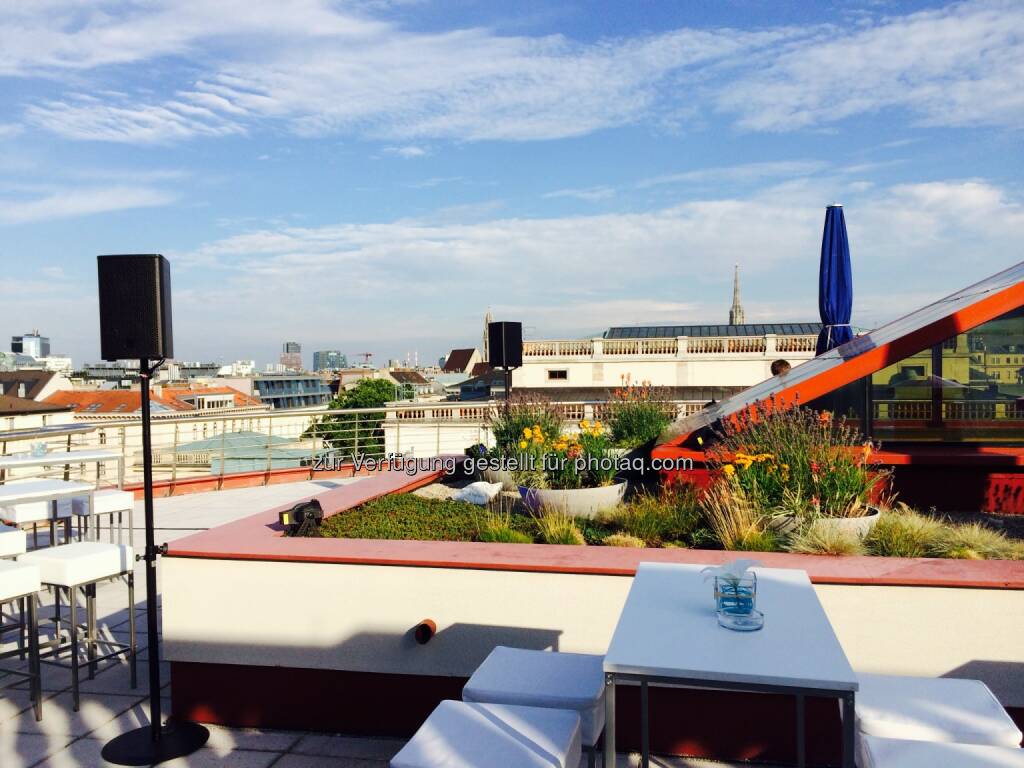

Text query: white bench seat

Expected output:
[857,673,1022,747]
[391,700,581,768]
[463,647,605,748]
[18,542,133,586]
[0,561,41,601]
[0,524,26,558]
[1,500,72,525]
[860,735,1024,768]
[71,489,134,517]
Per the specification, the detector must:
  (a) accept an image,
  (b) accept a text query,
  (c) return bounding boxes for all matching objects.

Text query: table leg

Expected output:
[796,693,806,768]
[640,680,650,768]
[841,692,855,768]
[603,673,616,768]
[28,597,41,722]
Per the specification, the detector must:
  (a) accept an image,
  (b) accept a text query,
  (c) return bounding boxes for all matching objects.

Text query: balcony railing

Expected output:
[522,334,818,359]
[0,399,707,489]
[873,400,1024,421]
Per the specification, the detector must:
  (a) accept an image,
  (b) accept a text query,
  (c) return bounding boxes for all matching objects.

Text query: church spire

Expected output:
[729,264,745,325]
[483,306,494,362]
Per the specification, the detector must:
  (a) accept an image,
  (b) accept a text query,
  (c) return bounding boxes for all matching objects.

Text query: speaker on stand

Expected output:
[487,321,523,412]
[96,255,209,765]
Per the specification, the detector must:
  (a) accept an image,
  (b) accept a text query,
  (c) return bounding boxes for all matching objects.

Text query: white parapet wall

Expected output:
[162,557,1024,707]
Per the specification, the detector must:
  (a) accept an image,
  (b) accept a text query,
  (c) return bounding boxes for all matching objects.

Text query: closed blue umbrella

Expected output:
[816,203,854,355]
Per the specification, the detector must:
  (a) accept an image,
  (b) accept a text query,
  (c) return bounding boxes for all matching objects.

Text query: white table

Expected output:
[0,449,124,489]
[0,479,96,545]
[603,563,858,768]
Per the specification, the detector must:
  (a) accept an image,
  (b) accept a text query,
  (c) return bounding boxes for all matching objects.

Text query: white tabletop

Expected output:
[604,562,858,693]
[0,479,95,504]
[0,449,121,470]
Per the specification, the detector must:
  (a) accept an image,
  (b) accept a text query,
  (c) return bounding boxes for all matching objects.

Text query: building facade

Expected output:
[512,323,819,392]
[280,341,303,372]
[11,331,50,359]
[252,373,331,409]
[313,350,348,371]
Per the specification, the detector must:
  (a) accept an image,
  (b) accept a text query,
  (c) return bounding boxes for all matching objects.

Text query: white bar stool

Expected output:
[463,647,606,768]
[1,499,73,548]
[0,523,29,655]
[391,700,582,768]
[0,522,26,558]
[0,561,42,721]
[72,489,135,544]
[856,673,1022,748]
[859,735,1024,767]
[19,542,137,710]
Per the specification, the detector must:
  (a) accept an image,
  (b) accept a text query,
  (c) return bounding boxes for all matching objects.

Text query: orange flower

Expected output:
[818,411,832,425]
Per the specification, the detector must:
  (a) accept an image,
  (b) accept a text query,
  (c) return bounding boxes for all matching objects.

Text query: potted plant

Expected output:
[478,396,563,490]
[515,420,627,519]
[704,401,888,540]
[606,376,672,454]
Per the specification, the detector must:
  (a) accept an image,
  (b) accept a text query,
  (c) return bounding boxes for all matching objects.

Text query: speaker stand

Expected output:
[102,358,209,765]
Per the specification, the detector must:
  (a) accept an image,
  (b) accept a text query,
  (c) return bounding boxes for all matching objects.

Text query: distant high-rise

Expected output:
[11,330,50,359]
[728,265,745,325]
[280,341,303,371]
[313,350,347,371]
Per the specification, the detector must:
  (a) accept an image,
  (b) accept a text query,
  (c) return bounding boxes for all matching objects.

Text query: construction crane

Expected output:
[356,352,373,366]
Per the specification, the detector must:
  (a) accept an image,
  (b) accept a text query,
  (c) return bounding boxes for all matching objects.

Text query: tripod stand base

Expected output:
[102,721,210,766]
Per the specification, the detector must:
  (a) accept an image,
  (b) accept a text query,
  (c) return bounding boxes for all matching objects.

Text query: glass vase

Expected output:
[714,573,757,615]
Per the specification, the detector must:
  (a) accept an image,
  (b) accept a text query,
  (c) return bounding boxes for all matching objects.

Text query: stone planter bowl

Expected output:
[518,481,628,520]
[772,506,881,539]
[811,506,881,539]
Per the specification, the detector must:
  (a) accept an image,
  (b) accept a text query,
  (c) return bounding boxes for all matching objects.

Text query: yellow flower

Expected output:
[722,464,736,476]
[523,427,532,439]
[580,419,590,430]
[519,440,528,449]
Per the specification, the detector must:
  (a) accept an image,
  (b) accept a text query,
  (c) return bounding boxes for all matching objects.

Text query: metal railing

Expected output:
[873,400,1024,421]
[0,399,708,489]
[522,334,818,359]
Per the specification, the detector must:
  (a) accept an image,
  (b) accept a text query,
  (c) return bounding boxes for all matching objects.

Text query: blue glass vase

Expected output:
[714,573,757,615]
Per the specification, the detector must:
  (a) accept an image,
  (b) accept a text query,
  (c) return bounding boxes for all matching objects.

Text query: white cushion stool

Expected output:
[0,523,26,557]
[463,646,605,765]
[856,673,1022,747]
[0,561,42,720]
[859,735,1024,768]
[19,542,137,710]
[72,489,134,543]
[392,700,581,768]
[1,499,72,548]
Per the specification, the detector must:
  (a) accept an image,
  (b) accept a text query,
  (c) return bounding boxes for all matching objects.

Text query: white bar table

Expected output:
[0,449,125,489]
[603,563,858,768]
[0,479,96,545]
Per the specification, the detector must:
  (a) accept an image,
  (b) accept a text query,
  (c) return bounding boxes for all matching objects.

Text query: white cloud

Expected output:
[717,0,1024,131]
[384,145,428,158]
[0,186,177,224]
[542,186,616,202]
[636,161,830,189]
[159,177,1024,354]
[10,1,796,143]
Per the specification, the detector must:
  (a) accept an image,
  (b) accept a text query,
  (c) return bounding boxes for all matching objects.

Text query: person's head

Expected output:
[770,359,791,376]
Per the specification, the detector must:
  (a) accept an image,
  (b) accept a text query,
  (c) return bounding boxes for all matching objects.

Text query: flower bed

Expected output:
[316,487,1024,560]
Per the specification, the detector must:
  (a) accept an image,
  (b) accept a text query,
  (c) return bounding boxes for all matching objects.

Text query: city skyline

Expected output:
[1,0,1022,366]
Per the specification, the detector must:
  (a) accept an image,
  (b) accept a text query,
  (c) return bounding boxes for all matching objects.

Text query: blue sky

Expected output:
[1,0,1022,368]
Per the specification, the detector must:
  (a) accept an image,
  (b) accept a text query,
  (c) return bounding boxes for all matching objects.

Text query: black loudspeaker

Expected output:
[97,254,174,361]
[488,321,522,369]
